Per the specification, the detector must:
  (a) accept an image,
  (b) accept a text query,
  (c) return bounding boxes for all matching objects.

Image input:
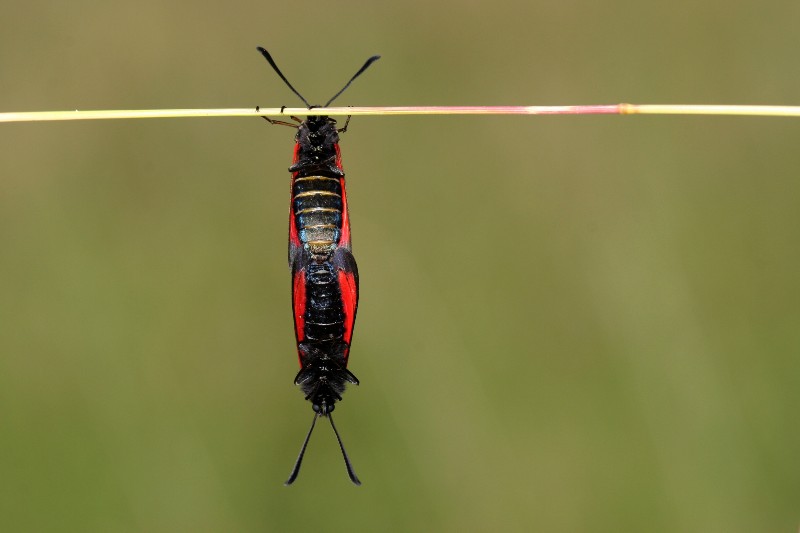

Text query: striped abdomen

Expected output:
[292,175,344,257]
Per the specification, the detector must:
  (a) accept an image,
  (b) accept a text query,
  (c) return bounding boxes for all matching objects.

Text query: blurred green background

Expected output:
[1,0,799,531]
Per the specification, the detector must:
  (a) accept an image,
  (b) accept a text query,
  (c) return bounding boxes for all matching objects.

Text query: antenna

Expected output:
[257,47,379,110]
[284,412,361,486]
[325,55,381,107]
[329,413,361,485]
[285,413,318,486]
[257,47,312,108]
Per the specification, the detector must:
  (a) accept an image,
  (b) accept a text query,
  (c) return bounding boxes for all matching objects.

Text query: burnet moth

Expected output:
[257,47,380,486]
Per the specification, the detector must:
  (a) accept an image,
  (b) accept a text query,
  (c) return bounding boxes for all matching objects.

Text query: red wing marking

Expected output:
[334,144,343,172]
[337,270,359,363]
[289,196,301,252]
[339,177,352,249]
[292,268,307,365]
[292,142,302,165]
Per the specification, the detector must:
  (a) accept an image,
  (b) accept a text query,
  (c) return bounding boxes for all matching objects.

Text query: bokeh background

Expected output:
[1,0,799,531]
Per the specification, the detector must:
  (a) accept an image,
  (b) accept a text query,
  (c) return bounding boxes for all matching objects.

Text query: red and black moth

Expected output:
[257,47,380,486]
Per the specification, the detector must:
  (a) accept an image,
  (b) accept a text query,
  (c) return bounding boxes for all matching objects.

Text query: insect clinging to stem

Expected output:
[257,46,380,486]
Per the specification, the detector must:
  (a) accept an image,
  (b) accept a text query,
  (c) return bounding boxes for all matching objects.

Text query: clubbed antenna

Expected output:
[257,47,312,108]
[285,413,318,486]
[257,47,380,110]
[329,413,361,485]
[325,55,381,107]
[284,412,361,486]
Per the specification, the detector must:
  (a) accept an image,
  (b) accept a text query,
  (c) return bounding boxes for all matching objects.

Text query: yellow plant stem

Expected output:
[2,104,800,123]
